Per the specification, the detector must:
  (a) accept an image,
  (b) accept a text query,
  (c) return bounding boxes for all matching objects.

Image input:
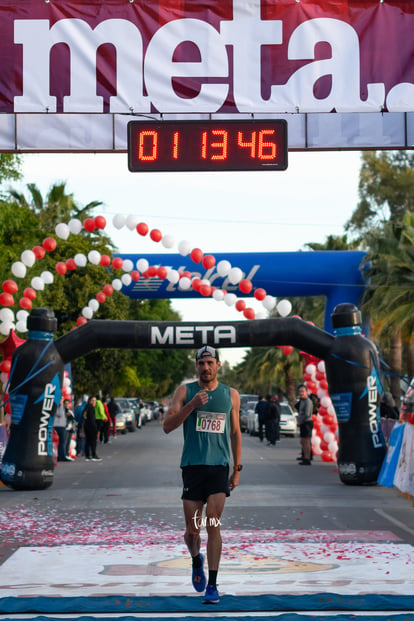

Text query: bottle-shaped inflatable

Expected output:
[325,303,387,484]
[0,308,63,490]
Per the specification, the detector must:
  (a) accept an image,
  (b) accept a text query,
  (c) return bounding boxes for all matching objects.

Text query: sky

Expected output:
[13,149,362,367]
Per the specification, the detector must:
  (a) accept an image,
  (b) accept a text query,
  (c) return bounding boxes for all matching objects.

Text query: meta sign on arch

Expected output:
[117,250,368,333]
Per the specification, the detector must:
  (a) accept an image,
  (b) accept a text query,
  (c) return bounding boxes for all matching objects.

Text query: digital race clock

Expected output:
[127,119,288,172]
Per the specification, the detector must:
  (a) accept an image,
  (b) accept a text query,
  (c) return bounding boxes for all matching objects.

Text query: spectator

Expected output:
[54,397,71,462]
[296,385,313,465]
[95,395,107,443]
[264,394,280,446]
[107,397,119,437]
[255,395,267,442]
[63,398,75,460]
[83,395,102,461]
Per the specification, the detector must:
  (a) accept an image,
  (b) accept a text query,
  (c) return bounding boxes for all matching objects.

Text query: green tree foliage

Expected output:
[1,180,191,400]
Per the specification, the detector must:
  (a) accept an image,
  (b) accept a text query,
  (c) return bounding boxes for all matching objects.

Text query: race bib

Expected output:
[196,411,226,434]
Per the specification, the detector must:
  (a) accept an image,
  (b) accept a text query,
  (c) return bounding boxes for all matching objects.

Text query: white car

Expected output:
[247,401,298,437]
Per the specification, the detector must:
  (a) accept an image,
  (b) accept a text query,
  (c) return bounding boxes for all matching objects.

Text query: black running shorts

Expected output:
[181,465,230,503]
[299,421,314,438]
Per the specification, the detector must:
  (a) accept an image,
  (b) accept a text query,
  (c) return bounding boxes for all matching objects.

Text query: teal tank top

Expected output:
[180,381,232,467]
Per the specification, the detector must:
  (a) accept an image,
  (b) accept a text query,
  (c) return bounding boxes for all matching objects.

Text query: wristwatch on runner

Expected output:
[233,465,243,472]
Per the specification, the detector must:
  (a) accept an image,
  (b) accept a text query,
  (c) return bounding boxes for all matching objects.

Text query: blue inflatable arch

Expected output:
[118,251,368,333]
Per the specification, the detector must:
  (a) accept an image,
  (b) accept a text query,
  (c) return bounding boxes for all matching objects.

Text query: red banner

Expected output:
[0,0,413,115]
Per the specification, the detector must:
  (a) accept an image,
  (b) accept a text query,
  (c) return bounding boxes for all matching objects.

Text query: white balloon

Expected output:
[305,364,317,377]
[162,234,175,249]
[0,372,8,384]
[224,293,237,306]
[0,321,14,336]
[201,279,211,287]
[213,289,225,301]
[112,214,126,230]
[31,277,45,291]
[126,214,139,230]
[321,396,332,408]
[217,260,231,277]
[88,250,101,265]
[40,270,54,284]
[16,310,29,321]
[136,258,149,273]
[228,267,243,284]
[0,308,14,322]
[68,218,82,234]
[82,306,93,319]
[262,295,276,311]
[255,311,267,319]
[317,360,326,374]
[121,273,132,286]
[178,277,191,290]
[88,299,99,311]
[323,431,335,444]
[277,299,292,317]
[21,249,36,267]
[122,259,134,272]
[63,376,71,387]
[167,269,180,284]
[11,261,26,279]
[317,388,328,399]
[55,223,70,240]
[74,253,87,268]
[178,240,191,256]
[112,278,123,291]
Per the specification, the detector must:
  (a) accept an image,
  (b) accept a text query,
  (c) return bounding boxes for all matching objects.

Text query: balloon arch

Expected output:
[0,215,383,492]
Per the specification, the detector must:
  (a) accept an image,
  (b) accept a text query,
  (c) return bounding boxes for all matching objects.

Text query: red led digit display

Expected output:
[127,119,288,172]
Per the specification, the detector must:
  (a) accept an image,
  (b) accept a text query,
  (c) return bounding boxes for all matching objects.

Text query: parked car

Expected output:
[141,401,153,423]
[239,394,258,432]
[115,411,128,434]
[247,401,298,437]
[125,397,143,429]
[114,398,136,432]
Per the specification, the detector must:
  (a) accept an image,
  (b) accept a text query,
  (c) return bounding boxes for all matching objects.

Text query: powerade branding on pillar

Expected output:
[35,375,60,457]
[366,373,383,449]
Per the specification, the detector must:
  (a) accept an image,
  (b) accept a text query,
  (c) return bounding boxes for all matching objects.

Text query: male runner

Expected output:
[163,345,242,604]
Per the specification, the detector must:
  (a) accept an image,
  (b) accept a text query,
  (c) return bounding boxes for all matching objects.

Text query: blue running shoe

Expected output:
[203,584,220,604]
[191,554,206,592]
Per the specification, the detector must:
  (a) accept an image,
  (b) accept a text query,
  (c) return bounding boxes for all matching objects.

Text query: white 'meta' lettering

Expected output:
[38,383,55,456]
[151,325,236,345]
[13,4,386,114]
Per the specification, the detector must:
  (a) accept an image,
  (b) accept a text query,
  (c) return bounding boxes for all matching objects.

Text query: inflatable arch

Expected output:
[1,304,386,492]
[118,251,368,333]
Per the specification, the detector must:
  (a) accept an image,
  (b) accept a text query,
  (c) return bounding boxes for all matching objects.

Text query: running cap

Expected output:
[196,345,219,362]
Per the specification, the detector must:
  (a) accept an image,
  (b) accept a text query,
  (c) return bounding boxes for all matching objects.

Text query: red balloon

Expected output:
[320,379,329,390]
[282,345,294,356]
[318,406,328,417]
[94,215,106,229]
[0,292,14,307]
[307,381,317,393]
[100,254,111,267]
[43,237,57,252]
[192,278,202,291]
[19,297,32,310]
[323,414,334,426]
[32,245,46,260]
[244,307,256,320]
[147,265,157,277]
[190,248,203,264]
[2,280,18,294]
[83,218,95,232]
[131,270,140,281]
[23,287,37,300]
[199,284,212,297]
[202,254,216,269]
[321,450,334,463]
[157,266,167,279]
[112,257,123,270]
[150,229,162,242]
[0,359,11,374]
[96,292,106,304]
[254,288,266,300]
[142,270,149,279]
[239,279,253,294]
[103,284,114,296]
[409,412,414,425]
[66,258,77,271]
[55,262,67,276]
[235,300,246,312]
[181,271,192,279]
[76,316,87,327]
[136,222,149,236]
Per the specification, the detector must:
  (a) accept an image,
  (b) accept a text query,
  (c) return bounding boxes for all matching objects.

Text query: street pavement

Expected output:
[0,420,413,602]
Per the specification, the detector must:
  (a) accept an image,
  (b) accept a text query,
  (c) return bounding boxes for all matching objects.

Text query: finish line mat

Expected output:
[0,529,413,616]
